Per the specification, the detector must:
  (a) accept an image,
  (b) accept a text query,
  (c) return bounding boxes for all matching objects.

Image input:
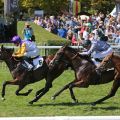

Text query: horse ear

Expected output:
[63,44,69,48]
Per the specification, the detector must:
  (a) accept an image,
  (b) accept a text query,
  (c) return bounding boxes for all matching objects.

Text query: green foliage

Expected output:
[80,0,115,14]
[90,0,115,13]
[47,39,71,54]
[19,0,68,15]
[0,0,3,8]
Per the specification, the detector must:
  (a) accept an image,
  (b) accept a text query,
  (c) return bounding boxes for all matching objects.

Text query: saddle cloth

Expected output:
[33,56,44,70]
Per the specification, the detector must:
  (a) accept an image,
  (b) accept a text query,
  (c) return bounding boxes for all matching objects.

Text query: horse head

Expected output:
[49,45,80,70]
[97,52,114,72]
[0,45,14,60]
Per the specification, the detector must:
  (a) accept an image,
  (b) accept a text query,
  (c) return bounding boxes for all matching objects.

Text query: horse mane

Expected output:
[2,46,14,55]
[65,46,94,64]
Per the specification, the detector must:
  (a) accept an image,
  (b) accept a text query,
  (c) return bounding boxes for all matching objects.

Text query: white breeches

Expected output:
[24,48,39,58]
[92,47,113,59]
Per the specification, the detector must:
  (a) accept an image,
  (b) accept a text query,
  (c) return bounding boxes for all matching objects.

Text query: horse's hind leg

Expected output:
[91,80,120,106]
[69,83,78,103]
[15,85,33,96]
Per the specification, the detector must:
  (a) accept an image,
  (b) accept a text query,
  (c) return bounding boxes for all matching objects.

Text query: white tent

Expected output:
[110,7,117,17]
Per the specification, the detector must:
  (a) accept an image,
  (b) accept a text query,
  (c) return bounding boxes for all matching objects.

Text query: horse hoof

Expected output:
[1,97,5,101]
[29,101,33,105]
[72,99,78,104]
[91,102,96,106]
[51,96,55,100]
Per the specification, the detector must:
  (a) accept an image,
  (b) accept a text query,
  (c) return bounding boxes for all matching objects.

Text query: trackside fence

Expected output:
[0,45,120,70]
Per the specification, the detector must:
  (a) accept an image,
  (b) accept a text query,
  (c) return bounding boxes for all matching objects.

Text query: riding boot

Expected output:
[22,57,33,71]
[92,58,100,67]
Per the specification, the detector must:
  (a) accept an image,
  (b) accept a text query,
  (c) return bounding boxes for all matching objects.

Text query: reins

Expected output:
[71,53,79,60]
[11,56,21,62]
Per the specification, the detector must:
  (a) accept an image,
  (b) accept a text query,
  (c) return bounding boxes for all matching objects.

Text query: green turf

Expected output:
[3,21,66,46]
[0,65,120,117]
[17,21,66,45]
[0,21,120,116]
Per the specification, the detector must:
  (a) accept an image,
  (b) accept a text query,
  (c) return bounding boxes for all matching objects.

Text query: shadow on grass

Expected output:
[28,102,120,110]
[90,106,120,111]
[28,102,90,107]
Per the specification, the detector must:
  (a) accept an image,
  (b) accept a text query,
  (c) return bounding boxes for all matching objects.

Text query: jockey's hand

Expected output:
[12,54,17,57]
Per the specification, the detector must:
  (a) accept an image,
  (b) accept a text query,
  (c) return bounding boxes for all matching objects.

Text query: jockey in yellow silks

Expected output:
[11,35,39,70]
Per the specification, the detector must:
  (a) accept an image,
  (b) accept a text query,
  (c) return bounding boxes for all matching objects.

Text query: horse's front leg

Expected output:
[35,88,44,97]
[2,79,19,100]
[91,79,120,106]
[29,81,52,105]
[51,82,73,100]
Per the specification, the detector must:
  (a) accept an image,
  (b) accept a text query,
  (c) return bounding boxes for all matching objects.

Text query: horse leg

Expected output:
[35,88,44,97]
[91,80,120,106]
[15,85,33,96]
[29,81,52,104]
[69,83,78,103]
[2,79,19,100]
[51,82,73,100]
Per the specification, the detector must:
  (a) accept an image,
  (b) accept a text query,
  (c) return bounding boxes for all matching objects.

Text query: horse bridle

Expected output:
[50,49,79,70]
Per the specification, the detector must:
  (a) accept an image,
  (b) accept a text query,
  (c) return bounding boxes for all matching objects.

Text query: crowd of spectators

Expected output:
[33,12,120,46]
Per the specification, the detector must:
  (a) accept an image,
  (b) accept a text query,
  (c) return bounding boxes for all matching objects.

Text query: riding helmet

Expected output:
[11,36,21,43]
[82,39,91,47]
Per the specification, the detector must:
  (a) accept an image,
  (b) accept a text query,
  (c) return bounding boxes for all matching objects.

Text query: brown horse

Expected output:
[0,45,67,102]
[48,45,117,106]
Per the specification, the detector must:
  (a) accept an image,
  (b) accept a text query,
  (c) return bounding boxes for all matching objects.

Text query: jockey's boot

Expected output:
[23,60,33,71]
[92,58,100,67]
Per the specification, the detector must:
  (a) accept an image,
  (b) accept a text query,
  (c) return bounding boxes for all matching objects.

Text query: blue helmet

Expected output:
[11,36,21,43]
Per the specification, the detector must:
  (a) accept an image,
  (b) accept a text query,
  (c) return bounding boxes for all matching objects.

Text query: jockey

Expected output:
[80,35,113,66]
[11,35,39,70]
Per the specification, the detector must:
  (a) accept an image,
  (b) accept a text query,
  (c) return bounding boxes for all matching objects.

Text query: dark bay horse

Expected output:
[48,45,117,106]
[0,45,66,102]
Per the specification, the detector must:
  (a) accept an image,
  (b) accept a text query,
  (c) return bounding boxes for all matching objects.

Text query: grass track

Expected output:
[0,67,120,116]
[0,21,120,116]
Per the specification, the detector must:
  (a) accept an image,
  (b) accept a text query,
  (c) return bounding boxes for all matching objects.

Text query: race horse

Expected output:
[0,45,67,102]
[47,45,118,106]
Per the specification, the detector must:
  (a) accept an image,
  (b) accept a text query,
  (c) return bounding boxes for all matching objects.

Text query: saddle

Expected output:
[21,56,44,71]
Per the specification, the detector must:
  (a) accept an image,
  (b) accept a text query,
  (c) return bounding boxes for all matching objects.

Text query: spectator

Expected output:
[115,31,120,44]
[67,26,73,40]
[34,16,38,24]
[22,22,34,40]
[57,25,67,38]
[83,27,89,40]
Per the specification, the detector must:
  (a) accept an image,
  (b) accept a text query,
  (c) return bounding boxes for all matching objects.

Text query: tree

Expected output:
[90,0,115,14]
[19,0,68,15]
